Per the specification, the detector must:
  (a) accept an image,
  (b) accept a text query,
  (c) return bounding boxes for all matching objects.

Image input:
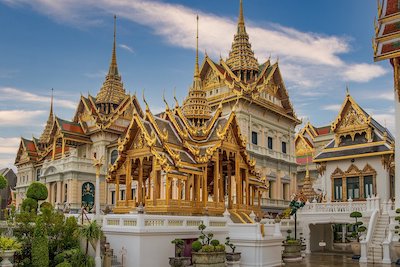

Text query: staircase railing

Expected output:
[359,210,379,263]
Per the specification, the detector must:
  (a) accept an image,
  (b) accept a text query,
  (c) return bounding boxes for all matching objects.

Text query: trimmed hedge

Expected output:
[21,198,38,213]
[0,174,8,190]
[32,217,49,267]
[27,182,48,201]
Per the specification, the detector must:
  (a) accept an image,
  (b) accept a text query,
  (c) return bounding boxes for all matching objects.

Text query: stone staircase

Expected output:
[367,214,389,263]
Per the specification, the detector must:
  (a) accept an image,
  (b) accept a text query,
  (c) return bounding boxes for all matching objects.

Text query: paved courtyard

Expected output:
[285,253,397,267]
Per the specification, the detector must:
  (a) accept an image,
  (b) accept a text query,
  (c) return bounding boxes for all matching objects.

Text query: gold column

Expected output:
[227,162,232,209]
[116,175,120,206]
[219,154,224,202]
[196,174,201,207]
[213,156,219,203]
[125,158,132,206]
[138,158,143,204]
[166,174,170,206]
[61,138,65,157]
[235,153,241,205]
[178,178,182,205]
[360,175,364,199]
[52,139,56,160]
[153,169,159,206]
[203,167,208,206]
[343,176,347,201]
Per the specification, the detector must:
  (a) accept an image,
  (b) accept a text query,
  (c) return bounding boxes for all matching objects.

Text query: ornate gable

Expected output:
[345,164,361,176]
[331,93,372,145]
[331,167,344,177]
[295,135,313,156]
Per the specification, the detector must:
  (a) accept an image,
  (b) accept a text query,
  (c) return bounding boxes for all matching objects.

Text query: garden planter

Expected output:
[169,257,191,267]
[350,242,361,259]
[192,251,226,267]
[226,252,241,262]
[0,250,15,267]
[282,243,302,263]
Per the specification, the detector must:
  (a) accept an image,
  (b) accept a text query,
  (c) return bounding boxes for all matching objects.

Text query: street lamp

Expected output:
[93,155,103,267]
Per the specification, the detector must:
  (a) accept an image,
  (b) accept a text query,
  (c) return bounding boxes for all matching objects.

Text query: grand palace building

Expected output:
[14,1,299,216]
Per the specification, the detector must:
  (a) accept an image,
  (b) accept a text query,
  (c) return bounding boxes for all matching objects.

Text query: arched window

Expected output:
[110,150,118,165]
[64,183,68,203]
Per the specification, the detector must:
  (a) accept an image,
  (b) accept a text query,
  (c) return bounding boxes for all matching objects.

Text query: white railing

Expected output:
[103,213,229,230]
[260,198,290,208]
[360,210,379,263]
[247,144,296,163]
[300,196,382,214]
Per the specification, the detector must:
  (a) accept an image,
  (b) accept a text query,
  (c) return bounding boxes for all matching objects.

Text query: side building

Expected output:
[14,18,140,212]
[200,0,300,212]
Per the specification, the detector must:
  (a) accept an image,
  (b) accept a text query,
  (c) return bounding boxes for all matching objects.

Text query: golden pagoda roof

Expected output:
[226,0,259,74]
[182,16,212,123]
[96,16,127,106]
[39,90,54,144]
[301,164,318,201]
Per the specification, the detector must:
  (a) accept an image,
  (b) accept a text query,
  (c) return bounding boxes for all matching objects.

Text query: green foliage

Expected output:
[214,244,225,252]
[396,208,400,214]
[54,248,94,267]
[40,201,53,212]
[0,174,8,190]
[56,262,73,267]
[289,200,305,216]
[210,239,220,246]
[201,245,215,252]
[171,238,185,257]
[0,236,22,251]
[26,182,48,201]
[78,220,103,256]
[32,216,49,267]
[54,248,81,265]
[225,237,236,253]
[192,241,202,252]
[198,223,213,245]
[21,197,38,213]
[286,239,301,245]
[348,211,366,242]
[350,211,362,218]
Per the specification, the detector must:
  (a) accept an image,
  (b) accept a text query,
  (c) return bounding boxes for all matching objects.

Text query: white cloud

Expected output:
[0,87,76,109]
[323,104,341,112]
[375,91,395,101]
[0,110,46,126]
[0,0,388,90]
[373,113,395,133]
[343,64,388,83]
[0,137,20,154]
[84,70,107,78]
[119,44,134,53]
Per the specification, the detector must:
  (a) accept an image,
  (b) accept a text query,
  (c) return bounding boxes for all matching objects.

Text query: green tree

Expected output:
[78,220,103,256]
[32,216,49,267]
[21,197,38,213]
[0,174,8,190]
[27,182,48,201]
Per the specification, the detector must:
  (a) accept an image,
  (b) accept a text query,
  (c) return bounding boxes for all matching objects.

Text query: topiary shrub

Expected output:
[40,201,53,212]
[21,198,38,213]
[214,244,225,252]
[210,239,220,246]
[349,211,366,242]
[201,245,215,252]
[27,182,48,201]
[0,174,8,190]
[32,217,49,267]
[192,240,202,252]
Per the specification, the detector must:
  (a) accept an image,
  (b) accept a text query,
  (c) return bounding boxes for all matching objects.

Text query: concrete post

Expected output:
[382,240,391,264]
[93,157,103,267]
[273,222,282,237]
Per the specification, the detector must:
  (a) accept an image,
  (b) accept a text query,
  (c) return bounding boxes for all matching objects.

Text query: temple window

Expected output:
[334,178,343,200]
[267,137,273,150]
[363,175,373,198]
[36,169,41,181]
[121,189,125,200]
[64,184,68,202]
[110,150,118,165]
[251,131,258,145]
[282,141,287,154]
[346,177,360,200]
[111,191,115,205]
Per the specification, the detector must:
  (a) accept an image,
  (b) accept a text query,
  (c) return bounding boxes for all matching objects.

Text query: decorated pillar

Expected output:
[213,156,219,202]
[116,175,120,205]
[125,158,132,205]
[227,162,232,208]
[138,158,143,204]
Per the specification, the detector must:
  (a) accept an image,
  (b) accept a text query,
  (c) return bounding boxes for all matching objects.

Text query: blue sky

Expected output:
[0,0,394,168]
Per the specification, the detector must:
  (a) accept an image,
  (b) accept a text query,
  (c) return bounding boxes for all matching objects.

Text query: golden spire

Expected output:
[226,0,259,81]
[96,15,127,111]
[182,16,211,124]
[301,154,317,202]
[39,88,55,144]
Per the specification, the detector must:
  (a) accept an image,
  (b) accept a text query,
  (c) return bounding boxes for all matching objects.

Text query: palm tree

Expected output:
[78,220,103,256]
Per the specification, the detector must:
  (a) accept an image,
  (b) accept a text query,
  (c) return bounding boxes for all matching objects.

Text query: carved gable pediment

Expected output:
[331,167,344,177]
[203,67,220,88]
[295,136,313,156]
[362,164,376,174]
[345,164,361,175]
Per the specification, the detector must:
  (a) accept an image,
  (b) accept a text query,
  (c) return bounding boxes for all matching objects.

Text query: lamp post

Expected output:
[93,155,103,267]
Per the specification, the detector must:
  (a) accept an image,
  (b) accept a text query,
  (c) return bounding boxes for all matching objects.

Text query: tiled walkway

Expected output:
[285,253,397,267]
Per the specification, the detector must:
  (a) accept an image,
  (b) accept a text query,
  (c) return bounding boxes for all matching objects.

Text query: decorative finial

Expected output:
[238,0,245,33]
[195,15,200,78]
[173,87,179,108]
[346,85,350,96]
[163,89,170,110]
[50,88,54,117]
[142,89,149,111]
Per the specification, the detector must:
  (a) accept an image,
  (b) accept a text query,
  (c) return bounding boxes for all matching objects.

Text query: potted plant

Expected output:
[348,211,367,260]
[191,224,225,267]
[282,230,302,263]
[225,237,241,262]
[0,235,22,267]
[169,238,191,267]
[393,208,400,264]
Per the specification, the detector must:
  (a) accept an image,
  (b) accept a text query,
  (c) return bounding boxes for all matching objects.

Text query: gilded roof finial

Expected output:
[109,15,118,76]
[163,89,170,110]
[173,87,179,108]
[142,89,150,112]
[195,15,200,78]
[238,0,245,33]
[39,88,55,144]
[346,85,350,96]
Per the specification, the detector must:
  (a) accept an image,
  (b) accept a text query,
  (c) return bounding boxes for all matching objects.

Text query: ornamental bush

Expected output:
[40,201,53,212]
[210,239,220,246]
[192,240,202,252]
[32,217,49,267]
[27,182,48,201]
[0,174,8,190]
[21,197,38,213]
[55,262,73,267]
